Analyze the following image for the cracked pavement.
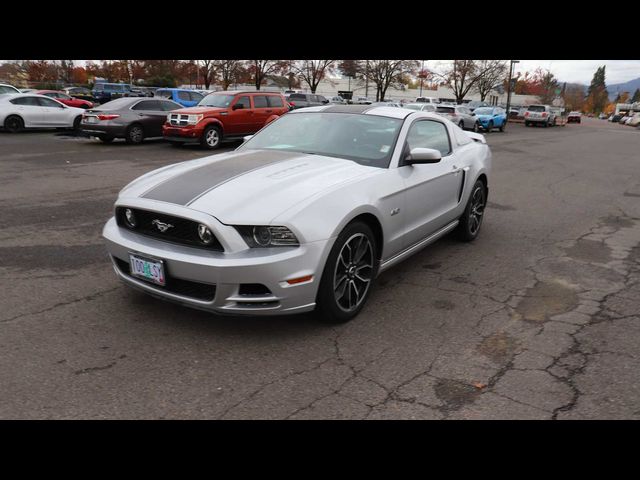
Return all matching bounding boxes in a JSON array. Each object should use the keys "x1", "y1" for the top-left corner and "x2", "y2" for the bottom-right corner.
[{"x1": 0, "y1": 119, "x2": 639, "y2": 419}]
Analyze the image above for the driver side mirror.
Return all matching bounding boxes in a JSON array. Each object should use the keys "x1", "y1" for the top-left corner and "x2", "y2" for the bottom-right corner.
[
  {"x1": 404, "y1": 147, "x2": 442, "y2": 165},
  {"x1": 232, "y1": 103, "x2": 244, "y2": 110}
]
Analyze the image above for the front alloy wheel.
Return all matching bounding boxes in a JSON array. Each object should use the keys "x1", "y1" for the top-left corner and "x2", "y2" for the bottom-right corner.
[
  {"x1": 201, "y1": 125, "x2": 221, "y2": 149},
  {"x1": 456, "y1": 180, "x2": 486, "y2": 242},
  {"x1": 316, "y1": 222, "x2": 378, "y2": 323}
]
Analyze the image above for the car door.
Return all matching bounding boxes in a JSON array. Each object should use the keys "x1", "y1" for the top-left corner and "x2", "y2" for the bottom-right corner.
[
  {"x1": 37, "y1": 96, "x2": 71, "y2": 126},
  {"x1": 399, "y1": 119, "x2": 464, "y2": 247},
  {"x1": 251, "y1": 95, "x2": 273, "y2": 130},
  {"x1": 10, "y1": 96, "x2": 44, "y2": 127},
  {"x1": 266, "y1": 94, "x2": 288, "y2": 118},
  {"x1": 130, "y1": 100, "x2": 169, "y2": 137},
  {"x1": 226, "y1": 95, "x2": 253, "y2": 135}
]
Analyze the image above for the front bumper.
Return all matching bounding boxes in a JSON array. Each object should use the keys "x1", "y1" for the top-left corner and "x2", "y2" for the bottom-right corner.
[
  {"x1": 162, "y1": 124, "x2": 205, "y2": 142},
  {"x1": 103, "y1": 217, "x2": 333, "y2": 316}
]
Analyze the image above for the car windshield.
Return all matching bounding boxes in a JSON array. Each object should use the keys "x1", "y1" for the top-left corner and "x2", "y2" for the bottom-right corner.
[
  {"x1": 198, "y1": 94, "x2": 236, "y2": 107},
  {"x1": 528, "y1": 105, "x2": 546, "y2": 112},
  {"x1": 436, "y1": 106, "x2": 455, "y2": 114},
  {"x1": 240, "y1": 112, "x2": 403, "y2": 168},
  {"x1": 474, "y1": 108, "x2": 494, "y2": 115}
]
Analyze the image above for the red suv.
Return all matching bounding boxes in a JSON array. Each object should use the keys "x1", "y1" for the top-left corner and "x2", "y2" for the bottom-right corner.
[{"x1": 162, "y1": 91, "x2": 289, "y2": 149}]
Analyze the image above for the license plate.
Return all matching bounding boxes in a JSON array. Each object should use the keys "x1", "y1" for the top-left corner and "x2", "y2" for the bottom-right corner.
[
  {"x1": 129, "y1": 254, "x2": 165, "y2": 286},
  {"x1": 85, "y1": 116, "x2": 97, "y2": 123}
]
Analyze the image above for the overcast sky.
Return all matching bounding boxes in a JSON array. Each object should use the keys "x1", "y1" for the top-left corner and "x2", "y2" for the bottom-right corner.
[{"x1": 425, "y1": 60, "x2": 640, "y2": 85}]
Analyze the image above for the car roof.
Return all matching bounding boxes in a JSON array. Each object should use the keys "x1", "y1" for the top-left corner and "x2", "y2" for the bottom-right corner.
[
  {"x1": 208, "y1": 90, "x2": 282, "y2": 96},
  {"x1": 289, "y1": 104, "x2": 448, "y2": 120}
]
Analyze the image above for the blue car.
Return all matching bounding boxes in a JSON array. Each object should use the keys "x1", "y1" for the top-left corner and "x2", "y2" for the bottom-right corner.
[
  {"x1": 473, "y1": 106, "x2": 507, "y2": 132},
  {"x1": 154, "y1": 88, "x2": 206, "y2": 108}
]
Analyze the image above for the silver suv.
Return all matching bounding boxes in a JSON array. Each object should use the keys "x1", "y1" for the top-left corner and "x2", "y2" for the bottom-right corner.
[{"x1": 524, "y1": 104, "x2": 556, "y2": 127}]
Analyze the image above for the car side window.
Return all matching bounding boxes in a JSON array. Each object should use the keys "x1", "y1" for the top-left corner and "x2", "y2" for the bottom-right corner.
[
  {"x1": 405, "y1": 120, "x2": 452, "y2": 157},
  {"x1": 189, "y1": 92, "x2": 204, "y2": 102},
  {"x1": 132, "y1": 100, "x2": 163, "y2": 111},
  {"x1": 267, "y1": 96, "x2": 284, "y2": 108},
  {"x1": 161, "y1": 100, "x2": 182, "y2": 111},
  {"x1": 37, "y1": 97, "x2": 63, "y2": 108},
  {"x1": 235, "y1": 96, "x2": 251, "y2": 109},
  {"x1": 11, "y1": 96, "x2": 40, "y2": 106},
  {"x1": 253, "y1": 96, "x2": 268, "y2": 108},
  {"x1": 178, "y1": 91, "x2": 190, "y2": 101}
]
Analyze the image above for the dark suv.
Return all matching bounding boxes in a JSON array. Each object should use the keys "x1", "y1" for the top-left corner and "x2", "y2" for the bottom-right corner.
[
  {"x1": 92, "y1": 83, "x2": 133, "y2": 104},
  {"x1": 286, "y1": 93, "x2": 329, "y2": 109}
]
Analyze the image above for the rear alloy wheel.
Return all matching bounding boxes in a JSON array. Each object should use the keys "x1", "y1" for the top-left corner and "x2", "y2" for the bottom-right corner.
[
  {"x1": 316, "y1": 222, "x2": 378, "y2": 324},
  {"x1": 126, "y1": 124, "x2": 144, "y2": 144},
  {"x1": 456, "y1": 180, "x2": 486, "y2": 242},
  {"x1": 4, "y1": 115, "x2": 24, "y2": 133},
  {"x1": 473, "y1": 122, "x2": 479, "y2": 133},
  {"x1": 201, "y1": 125, "x2": 221, "y2": 149}
]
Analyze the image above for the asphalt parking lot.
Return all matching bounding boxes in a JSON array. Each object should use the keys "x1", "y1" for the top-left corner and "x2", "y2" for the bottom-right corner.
[{"x1": 1, "y1": 119, "x2": 639, "y2": 419}]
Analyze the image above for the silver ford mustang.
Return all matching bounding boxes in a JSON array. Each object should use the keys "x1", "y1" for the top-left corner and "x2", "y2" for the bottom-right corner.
[{"x1": 103, "y1": 105, "x2": 491, "y2": 323}]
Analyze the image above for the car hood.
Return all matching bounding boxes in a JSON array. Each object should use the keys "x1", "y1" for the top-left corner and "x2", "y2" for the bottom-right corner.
[
  {"x1": 170, "y1": 106, "x2": 226, "y2": 115},
  {"x1": 119, "y1": 149, "x2": 380, "y2": 224}
]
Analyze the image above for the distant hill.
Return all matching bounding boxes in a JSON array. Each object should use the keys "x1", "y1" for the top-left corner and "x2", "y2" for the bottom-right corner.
[{"x1": 607, "y1": 77, "x2": 640, "y2": 100}]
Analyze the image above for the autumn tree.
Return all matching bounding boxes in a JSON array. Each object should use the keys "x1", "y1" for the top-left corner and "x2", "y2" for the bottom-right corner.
[
  {"x1": 213, "y1": 60, "x2": 245, "y2": 90},
  {"x1": 473, "y1": 60, "x2": 508, "y2": 101},
  {"x1": 562, "y1": 84, "x2": 586, "y2": 112},
  {"x1": 288, "y1": 60, "x2": 336, "y2": 93}
]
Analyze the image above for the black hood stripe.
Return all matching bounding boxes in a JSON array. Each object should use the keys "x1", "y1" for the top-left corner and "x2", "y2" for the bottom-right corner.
[{"x1": 142, "y1": 149, "x2": 299, "y2": 206}]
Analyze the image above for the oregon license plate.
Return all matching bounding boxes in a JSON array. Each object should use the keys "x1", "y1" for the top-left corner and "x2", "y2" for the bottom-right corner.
[{"x1": 129, "y1": 254, "x2": 165, "y2": 286}]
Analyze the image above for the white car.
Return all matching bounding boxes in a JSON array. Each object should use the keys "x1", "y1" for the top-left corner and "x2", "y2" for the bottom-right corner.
[
  {"x1": 103, "y1": 105, "x2": 492, "y2": 323},
  {"x1": 0, "y1": 83, "x2": 21, "y2": 94},
  {"x1": 415, "y1": 96, "x2": 440, "y2": 105},
  {"x1": 403, "y1": 103, "x2": 437, "y2": 112},
  {"x1": 0, "y1": 93, "x2": 85, "y2": 132}
]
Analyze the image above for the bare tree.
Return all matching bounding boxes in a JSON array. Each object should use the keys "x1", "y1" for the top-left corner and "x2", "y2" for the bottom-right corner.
[
  {"x1": 362, "y1": 60, "x2": 418, "y2": 101},
  {"x1": 199, "y1": 60, "x2": 215, "y2": 89},
  {"x1": 473, "y1": 60, "x2": 508, "y2": 101},
  {"x1": 248, "y1": 60, "x2": 285, "y2": 90},
  {"x1": 436, "y1": 60, "x2": 498, "y2": 104},
  {"x1": 288, "y1": 60, "x2": 336, "y2": 93}
]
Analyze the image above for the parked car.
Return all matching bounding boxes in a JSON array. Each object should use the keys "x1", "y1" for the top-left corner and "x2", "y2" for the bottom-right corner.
[
  {"x1": 63, "y1": 86, "x2": 95, "y2": 103},
  {"x1": 466, "y1": 100, "x2": 491, "y2": 112},
  {"x1": 154, "y1": 88, "x2": 206, "y2": 108},
  {"x1": 524, "y1": 104, "x2": 557, "y2": 127},
  {"x1": 403, "y1": 103, "x2": 437, "y2": 112},
  {"x1": 627, "y1": 113, "x2": 640, "y2": 126},
  {"x1": 35, "y1": 90, "x2": 94, "y2": 109},
  {"x1": 473, "y1": 107, "x2": 507, "y2": 132},
  {"x1": 619, "y1": 115, "x2": 631, "y2": 124},
  {"x1": 354, "y1": 96, "x2": 373, "y2": 105},
  {"x1": 103, "y1": 105, "x2": 491, "y2": 323},
  {"x1": 93, "y1": 83, "x2": 133, "y2": 104},
  {"x1": 415, "y1": 96, "x2": 440, "y2": 105},
  {"x1": 372, "y1": 101, "x2": 401, "y2": 108},
  {"x1": 0, "y1": 93, "x2": 84, "y2": 132},
  {"x1": 567, "y1": 111, "x2": 582, "y2": 123},
  {"x1": 80, "y1": 97, "x2": 182, "y2": 144},
  {"x1": 435, "y1": 105, "x2": 479, "y2": 131},
  {"x1": 163, "y1": 90, "x2": 289, "y2": 149},
  {"x1": 598, "y1": 112, "x2": 608, "y2": 120},
  {"x1": 287, "y1": 93, "x2": 329, "y2": 109},
  {"x1": 0, "y1": 84, "x2": 21, "y2": 94},
  {"x1": 19, "y1": 88, "x2": 37, "y2": 94},
  {"x1": 327, "y1": 96, "x2": 347, "y2": 104}
]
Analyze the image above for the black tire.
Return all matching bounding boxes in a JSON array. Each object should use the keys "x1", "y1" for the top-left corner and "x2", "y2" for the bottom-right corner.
[
  {"x1": 125, "y1": 123, "x2": 144, "y2": 144},
  {"x1": 315, "y1": 221, "x2": 378, "y2": 324},
  {"x1": 543, "y1": 120, "x2": 548, "y2": 128},
  {"x1": 73, "y1": 116, "x2": 82, "y2": 131},
  {"x1": 458, "y1": 121, "x2": 465, "y2": 130},
  {"x1": 525, "y1": 121, "x2": 530, "y2": 127},
  {"x1": 473, "y1": 122, "x2": 479, "y2": 133},
  {"x1": 486, "y1": 121, "x2": 493, "y2": 133},
  {"x1": 200, "y1": 125, "x2": 222, "y2": 149},
  {"x1": 98, "y1": 136, "x2": 114, "y2": 143},
  {"x1": 499, "y1": 121, "x2": 505, "y2": 132},
  {"x1": 455, "y1": 180, "x2": 487, "y2": 242},
  {"x1": 4, "y1": 115, "x2": 24, "y2": 133}
]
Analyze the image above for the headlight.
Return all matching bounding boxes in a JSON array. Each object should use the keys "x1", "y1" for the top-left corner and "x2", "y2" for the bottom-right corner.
[
  {"x1": 187, "y1": 114, "x2": 203, "y2": 125},
  {"x1": 234, "y1": 226, "x2": 299, "y2": 247}
]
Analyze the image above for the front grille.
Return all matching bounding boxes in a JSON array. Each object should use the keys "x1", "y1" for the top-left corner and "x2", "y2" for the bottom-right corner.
[
  {"x1": 116, "y1": 207, "x2": 224, "y2": 251},
  {"x1": 169, "y1": 114, "x2": 189, "y2": 126},
  {"x1": 114, "y1": 257, "x2": 216, "y2": 302}
]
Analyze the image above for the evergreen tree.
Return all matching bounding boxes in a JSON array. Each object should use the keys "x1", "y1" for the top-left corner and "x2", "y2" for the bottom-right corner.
[
  {"x1": 585, "y1": 66, "x2": 608, "y2": 114},
  {"x1": 632, "y1": 88, "x2": 640, "y2": 103}
]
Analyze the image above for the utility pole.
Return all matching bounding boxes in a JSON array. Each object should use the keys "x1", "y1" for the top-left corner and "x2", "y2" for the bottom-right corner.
[
  {"x1": 419, "y1": 59, "x2": 424, "y2": 97},
  {"x1": 365, "y1": 60, "x2": 369, "y2": 98},
  {"x1": 505, "y1": 60, "x2": 519, "y2": 123}
]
